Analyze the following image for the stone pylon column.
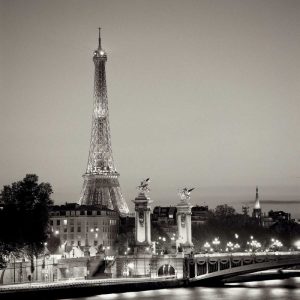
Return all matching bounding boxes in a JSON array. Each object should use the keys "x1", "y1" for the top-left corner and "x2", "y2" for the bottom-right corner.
[
  {"x1": 176, "y1": 188, "x2": 195, "y2": 254},
  {"x1": 132, "y1": 190, "x2": 153, "y2": 254},
  {"x1": 176, "y1": 202, "x2": 193, "y2": 253}
]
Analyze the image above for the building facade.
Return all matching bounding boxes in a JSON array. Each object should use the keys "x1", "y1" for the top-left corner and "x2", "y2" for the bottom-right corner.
[{"x1": 49, "y1": 203, "x2": 119, "y2": 252}]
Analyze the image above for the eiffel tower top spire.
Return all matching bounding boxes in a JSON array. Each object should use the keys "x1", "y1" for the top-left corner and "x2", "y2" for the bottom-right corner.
[
  {"x1": 93, "y1": 27, "x2": 106, "y2": 60},
  {"x1": 98, "y1": 27, "x2": 102, "y2": 50}
]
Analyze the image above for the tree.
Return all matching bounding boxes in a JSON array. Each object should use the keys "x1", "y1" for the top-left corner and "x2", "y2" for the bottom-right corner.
[
  {"x1": 47, "y1": 234, "x2": 61, "y2": 254},
  {"x1": 214, "y1": 204, "x2": 236, "y2": 218},
  {"x1": 0, "y1": 174, "x2": 53, "y2": 268}
]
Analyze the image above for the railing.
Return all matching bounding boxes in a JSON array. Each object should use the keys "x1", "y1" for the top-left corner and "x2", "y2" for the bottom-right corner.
[{"x1": 194, "y1": 251, "x2": 300, "y2": 257}]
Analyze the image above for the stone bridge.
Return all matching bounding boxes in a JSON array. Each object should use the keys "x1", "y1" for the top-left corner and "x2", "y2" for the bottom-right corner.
[{"x1": 187, "y1": 251, "x2": 300, "y2": 284}]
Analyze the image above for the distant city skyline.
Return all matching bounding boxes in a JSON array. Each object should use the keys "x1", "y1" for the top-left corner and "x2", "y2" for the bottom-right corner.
[{"x1": 1, "y1": 0, "x2": 299, "y2": 216}]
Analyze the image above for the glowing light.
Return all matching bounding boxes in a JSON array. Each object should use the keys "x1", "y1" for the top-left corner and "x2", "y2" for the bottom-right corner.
[
  {"x1": 204, "y1": 242, "x2": 210, "y2": 249},
  {"x1": 128, "y1": 262, "x2": 134, "y2": 269},
  {"x1": 295, "y1": 240, "x2": 300, "y2": 250},
  {"x1": 55, "y1": 230, "x2": 59, "y2": 235}
]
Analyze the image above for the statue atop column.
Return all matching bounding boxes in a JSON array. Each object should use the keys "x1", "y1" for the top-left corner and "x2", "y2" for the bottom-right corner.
[
  {"x1": 178, "y1": 187, "x2": 195, "y2": 204},
  {"x1": 137, "y1": 178, "x2": 150, "y2": 194}
]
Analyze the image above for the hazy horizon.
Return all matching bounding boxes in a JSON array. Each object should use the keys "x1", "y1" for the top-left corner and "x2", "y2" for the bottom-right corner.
[{"x1": 1, "y1": 0, "x2": 300, "y2": 216}]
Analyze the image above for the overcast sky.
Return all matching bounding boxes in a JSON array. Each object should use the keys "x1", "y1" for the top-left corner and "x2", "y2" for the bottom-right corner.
[{"x1": 1, "y1": 0, "x2": 300, "y2": 216}]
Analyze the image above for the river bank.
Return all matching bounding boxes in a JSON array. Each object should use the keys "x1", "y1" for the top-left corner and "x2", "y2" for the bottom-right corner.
[
  {"x1": 0, "y1": 270, "x2": 300, "y2": 300},
  {"x1": 0, "y1": 277, "x2": 186, "y2": 300}
]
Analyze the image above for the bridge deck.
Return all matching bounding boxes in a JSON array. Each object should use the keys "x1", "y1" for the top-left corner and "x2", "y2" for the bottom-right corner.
[{"x1": 188, "y1": 251, "x2": 300, "y2": 283}]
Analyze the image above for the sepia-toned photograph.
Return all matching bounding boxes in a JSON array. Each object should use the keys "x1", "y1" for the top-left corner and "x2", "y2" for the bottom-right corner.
[{"x1": 0, "y1": 0, "x2": 300, "y2": 299}]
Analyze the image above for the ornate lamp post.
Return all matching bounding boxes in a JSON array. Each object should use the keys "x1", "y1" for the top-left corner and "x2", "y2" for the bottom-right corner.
[{"x1": 212, "y1": 238, "x2": 220, "y2": 252}]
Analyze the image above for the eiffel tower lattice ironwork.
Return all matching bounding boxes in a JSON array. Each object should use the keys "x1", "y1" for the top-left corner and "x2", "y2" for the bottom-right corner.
[{"x1": 79, "y1": 29, "x2": 129, "y2": 215}]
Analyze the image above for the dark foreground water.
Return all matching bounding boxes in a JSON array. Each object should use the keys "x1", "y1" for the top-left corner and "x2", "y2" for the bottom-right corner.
[{"x1": 65, "y1": 278, "x2": 300, "y2": 300}]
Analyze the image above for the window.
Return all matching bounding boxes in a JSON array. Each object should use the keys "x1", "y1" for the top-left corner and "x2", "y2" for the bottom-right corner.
[
  {"x1": 50, "y1": 220, "x2": 53, "y2": 225},
  {"x1": 63, "y1": 219, "x2": 67, "y2": 225},
  {"x1": 109, "y1": 219, "x2": 117, "y2": 225},
  {"x1": 64, "y1": 227, "x2": 67, "y2": 233},
  {"x1": 78, "y1": 241, "x2": 81, "y2": 246},
  {"x1": 94, "y1": 240, "x2": 98, "y2": 246},
  {"x1": 56, "y1": 220, "x2": 60, "y2": 226},
  {"x1": 80, "y1": 211, "x2": 85, "y2": 215},
  {"x1": 70, "y1": 227, "x2": 74, "y2": 233},
  {"x1": 77, "y1": 227, "x2": 81, "y2": 233},
  {"x1": 70, "y1": 219, "x2": 74, "y2": 225}
]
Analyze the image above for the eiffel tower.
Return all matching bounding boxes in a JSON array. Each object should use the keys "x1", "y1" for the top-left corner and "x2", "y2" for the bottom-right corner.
[{"x1": 79, "y1": 29, "x2": 129, "y2": 215}]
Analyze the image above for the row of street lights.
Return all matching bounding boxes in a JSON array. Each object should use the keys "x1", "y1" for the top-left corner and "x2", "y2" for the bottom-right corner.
[{"x1": 202, "y1": 234, "x2": 285, "y2": 253}]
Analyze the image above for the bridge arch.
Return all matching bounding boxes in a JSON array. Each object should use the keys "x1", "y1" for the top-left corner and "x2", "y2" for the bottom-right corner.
[
  {"x1": 157, "y1": 264, "x2": 176, "y2": 277},
  {"x1": 189, "y1": 253, "x2": 300, "y2": 284}
]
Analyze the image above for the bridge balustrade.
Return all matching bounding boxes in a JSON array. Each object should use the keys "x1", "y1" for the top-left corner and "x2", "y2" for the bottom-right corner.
[
  {"x1": 208, "y1": 260, "x2": 218, "y2": 273},
  {"x1": 196, "y1": 261, "x2": 206, "y2": 276},
  {"x1": 220, "y1": 259, "x2": 230, "y2": 270},
  {"x1": 231, "y1": 259, "x2": 242, "y2": 268}
]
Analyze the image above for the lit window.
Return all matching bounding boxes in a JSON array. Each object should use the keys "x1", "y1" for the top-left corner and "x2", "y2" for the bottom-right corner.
[{"x1": 63, "y1": 219, "x2": 67, "y2": 225}]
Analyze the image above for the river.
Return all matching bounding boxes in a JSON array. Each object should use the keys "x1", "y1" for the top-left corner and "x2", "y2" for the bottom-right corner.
[{"x1": 64, "y1": 278, "x2": 300, "y2": 300}]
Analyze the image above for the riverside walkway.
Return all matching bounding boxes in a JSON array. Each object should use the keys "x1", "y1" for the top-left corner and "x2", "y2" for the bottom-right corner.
[{"x1": 0, "y1": 276, "x2": 184, "y2": 299}]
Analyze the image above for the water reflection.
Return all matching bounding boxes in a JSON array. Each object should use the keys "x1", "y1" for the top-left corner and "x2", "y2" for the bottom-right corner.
[{"x1": 66, "y1": 278, "x2": 300, "y2": 300}]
